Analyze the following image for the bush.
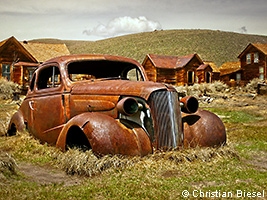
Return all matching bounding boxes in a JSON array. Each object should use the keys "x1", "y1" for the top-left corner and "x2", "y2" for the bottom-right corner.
[
  {"x1": 0, "y1": 78, "x2": 20, "y2": 100},
  {"x1": 245, "y1": 78, "x2": 264, "y2": 92},
  {"x1": 175, "y1": 81, "x2": 229, "y2": 97}
]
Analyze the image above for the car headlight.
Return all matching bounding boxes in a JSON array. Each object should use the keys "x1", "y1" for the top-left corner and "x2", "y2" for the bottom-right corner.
[{"x1": 117, "y1": 97, "x2": 142, "y2": 116}]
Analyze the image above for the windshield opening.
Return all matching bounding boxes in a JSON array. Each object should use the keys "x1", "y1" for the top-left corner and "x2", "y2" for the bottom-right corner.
[{"x1": 67, "y1": 60, "x2": 144, "y2": 81}]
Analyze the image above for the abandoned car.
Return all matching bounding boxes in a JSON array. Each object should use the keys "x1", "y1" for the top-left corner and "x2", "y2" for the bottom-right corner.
[{"x1": 7, "y1": 54, "x2": 226, "y2": 156}]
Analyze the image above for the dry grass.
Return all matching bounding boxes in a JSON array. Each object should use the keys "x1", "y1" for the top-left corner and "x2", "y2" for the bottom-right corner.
[
  {"x1": 0, "y1": 78, "x2": 20, "y2": 100},
  {"x1": 0, "y1": 151, "x2": 17, "y2": 176},
  {"x1": 33, "y1": 29, "x2": 267, "y2": 66},
  {"x1": 57, "y1": 145, "x2": 239, "y2": 177}
]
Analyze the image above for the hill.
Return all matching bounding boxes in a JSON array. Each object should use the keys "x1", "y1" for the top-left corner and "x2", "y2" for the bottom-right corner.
[{"x1": 31, "y1": 29, "x2": 267, "y2": 66}]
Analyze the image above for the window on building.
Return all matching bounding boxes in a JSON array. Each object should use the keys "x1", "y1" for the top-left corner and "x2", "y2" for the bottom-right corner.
[
  {"x1": 254, "y1": 52, "x2": 259, "y2": 63},
  {"x1": 2, "y1": 64, "x2": 11, "y2": 80},
  {"x1": 205, "y1": 72, "x2": 211, "y2": 83},
  {"x1": 236, "y1": 73, "x2": 241, "y2": 82},
  {"x1": 187, "y1": 71, "x2": 194, "y2": 85},
  {"x1": 259, "y1": 66, "x2": 264, "y2": 80},
  {"x1": 246, "y1": 53, "x2": 251, "y2": 64}
]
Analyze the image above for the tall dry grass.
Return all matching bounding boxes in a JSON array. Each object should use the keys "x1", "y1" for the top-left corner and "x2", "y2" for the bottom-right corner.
[
  {"x1": 57, "y1": 145, "x2": 239, "y2": 177},
  {"x1": 0, "y1": 78, "x2": 20, "y2": 100}
]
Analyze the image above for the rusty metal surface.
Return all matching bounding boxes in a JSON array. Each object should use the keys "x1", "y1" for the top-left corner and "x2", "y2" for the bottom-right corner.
[
  {"x1": 182, "y1": 109, "x2": 227, "y2": 148},
  {"x1": 180, "y1": 96, "x2": 199, "y2": 113},
  {"x1": 7, "y1": 54, "x2": 227, "y2": 157}
]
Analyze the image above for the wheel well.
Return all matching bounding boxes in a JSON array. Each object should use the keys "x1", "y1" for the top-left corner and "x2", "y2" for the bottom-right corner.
[
  {"x1": 66, "y1": 126, "x2": 92, "y2": 151},
  {"x1": 7, "y1": 123, "x2": 17, "y2": 136}
]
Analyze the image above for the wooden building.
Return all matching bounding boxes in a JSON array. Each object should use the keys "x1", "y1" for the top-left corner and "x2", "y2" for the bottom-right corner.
[
  {"x1": 237, "y1": 43, "x2": 267, "y2": 84},
  {"x1": 0, "y1": 36, "x2": 70, "y2": 90},
  {"x1": 219, "y1": 61, "x2": 242, "y2": 86},
  {"x1": 220, "y1": 43, "x2": 267, "y2": 86},
  {"x1": 142, "y1": 53, "x2": 217, "y2": 86}
]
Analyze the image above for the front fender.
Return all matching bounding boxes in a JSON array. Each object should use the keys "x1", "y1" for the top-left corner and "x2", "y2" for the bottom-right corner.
[
  {"x1": 7, "y1": 111, "x2": 25, "y2": 135},
  {"x1": 56, "y1": 112, "x2": 152, "y2": 156},
  {"x1": 182, "y1": 109, "x2": 226, "y2": 147}
]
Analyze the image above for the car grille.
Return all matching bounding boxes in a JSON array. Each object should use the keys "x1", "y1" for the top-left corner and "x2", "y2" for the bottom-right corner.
[{"x1": 148, "y1": 90, "x2": 183, "y2": 149}]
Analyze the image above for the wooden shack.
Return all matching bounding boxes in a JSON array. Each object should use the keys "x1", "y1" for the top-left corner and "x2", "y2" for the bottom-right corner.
[
  {"x1": 142, "y1": 53, "x2": 216, "y2": 85},
  {"x1": 219, "y1": 61, "x2": 243, "y2": 86},
  {"x1": 237, "y1": 43, "x2": 267, "y2": 84},
  {"x1": 0, "y1": 36, "x2": 70, "y2": 91}
]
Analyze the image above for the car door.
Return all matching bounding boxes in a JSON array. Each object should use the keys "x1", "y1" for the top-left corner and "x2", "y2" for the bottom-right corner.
[{"x1": 29, "y1": 64, "x2": 66, "y2": 145}]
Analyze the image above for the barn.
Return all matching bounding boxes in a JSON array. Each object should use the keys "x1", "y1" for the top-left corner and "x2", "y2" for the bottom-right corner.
[
  {"x1": 142, "y1": 53, "x2": 217, "y2": 85},
  {"x1": 0, "y1": 36, "x2": 70, "y2": 91}
]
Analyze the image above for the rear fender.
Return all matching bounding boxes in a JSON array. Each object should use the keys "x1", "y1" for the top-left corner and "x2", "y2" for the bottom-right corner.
[
  {"x1": 56, "y1": 112, "x2": 152, "y2": 156},
  {"x1": 7, "y1": 111, "x2": 26, "y2": 136}
]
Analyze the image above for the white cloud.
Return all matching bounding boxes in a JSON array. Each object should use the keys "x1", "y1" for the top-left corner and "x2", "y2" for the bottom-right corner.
[{"x1": 83, "y1": 16, "x2": 162, "y2": 37}]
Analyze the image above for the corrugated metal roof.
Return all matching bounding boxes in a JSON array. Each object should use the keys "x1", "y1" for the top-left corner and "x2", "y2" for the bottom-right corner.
[
  {"x1": 146, "y1": 53, "x2": 198, "y2": 69},
  {"x1": 197, "y1": 64, "x2": 209, "y2": 70}
]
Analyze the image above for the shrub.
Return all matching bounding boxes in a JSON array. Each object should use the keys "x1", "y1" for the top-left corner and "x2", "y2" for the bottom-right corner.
[
  {"x1": 0, "y1": 78, "x2": 20, "y2": 100},
  {"x1": 175, "y1": 81, "x2": 229, "y2": 97},
  {"x1": 245, "y1": 78, "x2": 264, "y2": 92}
]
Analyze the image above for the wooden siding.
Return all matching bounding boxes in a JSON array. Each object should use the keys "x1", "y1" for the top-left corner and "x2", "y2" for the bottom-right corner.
[
  {"x1": 0, "y1": 36, "x2": 70, "y2": 90},
  {"x1": 142, "y1": 59, "x2": 157, "y2": 82},
  {"x1": 238, "y1": 43, "x2": 267, "y2": 84},
  {"x1": 157, "y1": 68, "x2": 176, "y2": 84},
  {"x1": 142, "y1": 54, "x2": 211, "y2": 86}
]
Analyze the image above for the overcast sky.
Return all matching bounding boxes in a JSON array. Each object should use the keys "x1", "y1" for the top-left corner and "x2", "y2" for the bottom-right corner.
[{"x1": 1, "y1": 0, "x2": 267, "y2": 41}]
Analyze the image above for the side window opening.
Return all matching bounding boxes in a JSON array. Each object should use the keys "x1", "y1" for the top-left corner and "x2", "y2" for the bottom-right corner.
[
  {"x1": 125, "y1": 68, "x2": 143, "y2": 81},
  {"x1": 30, "y1": 73, "x2": 36, "y2": 91},
  {"x1": 37, "y1": 66, "x2": 61, "y2": 90}
]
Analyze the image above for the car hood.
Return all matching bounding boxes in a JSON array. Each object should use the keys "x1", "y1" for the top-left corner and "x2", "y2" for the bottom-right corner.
[{"x1": 70, "y1": 80, "x2": 172, "y2": 100}]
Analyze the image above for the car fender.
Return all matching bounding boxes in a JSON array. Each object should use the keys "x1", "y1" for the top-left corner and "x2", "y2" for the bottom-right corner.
[
  {"x1": 56, "y1": 112, "x2": 152, "y2": 156},
  {"x1": 182, "y1": 109, "x2": 226, "y2": 147},
  {"x1": 7, "y1": 111, "x2": 26, "y2": 135}
]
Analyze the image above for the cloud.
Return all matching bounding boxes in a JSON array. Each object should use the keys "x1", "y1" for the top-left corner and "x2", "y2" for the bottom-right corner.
[{"x1": 83, "y1": 16, "x2": 162, "y2": 37}]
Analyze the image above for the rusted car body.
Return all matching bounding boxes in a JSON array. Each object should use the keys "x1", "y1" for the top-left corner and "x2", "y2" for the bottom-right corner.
[{"x1": 7, "y1": 54, "x2": 226, "y2": 156}]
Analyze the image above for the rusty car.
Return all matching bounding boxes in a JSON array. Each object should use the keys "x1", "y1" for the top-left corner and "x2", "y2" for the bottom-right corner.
[{"x1": 7, "y1": 54, "x2": 226, "y2": 156}]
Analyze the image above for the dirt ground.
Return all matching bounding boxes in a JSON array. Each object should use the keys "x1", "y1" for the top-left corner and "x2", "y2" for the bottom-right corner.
[{"x1": 17, "y1": 162, "x2": 85, "y2": 185}]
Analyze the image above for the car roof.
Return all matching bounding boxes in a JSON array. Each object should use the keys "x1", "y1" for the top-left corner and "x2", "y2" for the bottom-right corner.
[{"x1": 43, "y1": 54, "x2": 142, "y2": 67}]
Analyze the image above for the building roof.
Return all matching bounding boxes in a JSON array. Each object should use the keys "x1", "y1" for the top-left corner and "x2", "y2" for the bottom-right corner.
[
  {"x1": 143, "y1": 53, "x2": 202, "y2": 69},
  {"x1": 238, "y1": 43, "x2": 267, "y2": 58},
  {"x1": 21, "y1": 41, "x2": 70, "y2": 62},
  {"x1": 0, "y1": 36, "x2": 70, "y2": 63},
  {"x1": 204, "y1": 61, "x2": 220, "y2": 73},
  {"x1": 197, "y1": 64, "x2": 210, "y2": 71},
  {"x1": 252, "y1": 43, "x2": 267, "y2": 55},
  {"x1": 219, "y1": 61, "x2": 241, "y2": 76}
]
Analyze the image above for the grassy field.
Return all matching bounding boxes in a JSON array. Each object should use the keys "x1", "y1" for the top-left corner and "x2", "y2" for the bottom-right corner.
[
  {"x1": 32, "y1": 29, "x2": 267, "y2": 66},
  {"x1": 0, "y1": 86, "x2": 267, "y2": 199}
]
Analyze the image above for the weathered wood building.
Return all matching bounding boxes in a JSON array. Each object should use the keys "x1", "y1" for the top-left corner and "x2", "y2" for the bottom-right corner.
[
  {"x1": 219, "y1": 43, "x2": 267, "y2": 86},
  {"x1": 219, "y1": 61, "x2": 242, "y2": 86},
  {"x1": 0, "y1": 36, "x2": 70, "y2": 90},
  {"x1": 142, "y1": 54, "x2": 218, "y2": 86},
  {"x1": 237, "y1": 43, "x2": 267, "y2": 83}
]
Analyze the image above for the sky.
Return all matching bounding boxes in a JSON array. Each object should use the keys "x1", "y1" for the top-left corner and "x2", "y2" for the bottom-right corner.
[{"x1": 1, "y1": 0, "x2": 267, "y2": 41}]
